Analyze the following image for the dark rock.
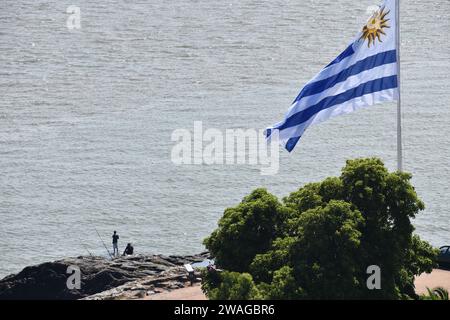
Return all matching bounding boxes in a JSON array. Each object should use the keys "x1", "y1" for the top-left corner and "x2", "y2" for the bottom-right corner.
[{"x1": 0, "y1": 252, "x2": 209, "y2": 300}]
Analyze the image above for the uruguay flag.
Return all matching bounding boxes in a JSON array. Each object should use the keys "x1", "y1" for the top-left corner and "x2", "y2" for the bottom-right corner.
[{"x1": 266, "y1": 0, "x2": 399, "y2": 152}]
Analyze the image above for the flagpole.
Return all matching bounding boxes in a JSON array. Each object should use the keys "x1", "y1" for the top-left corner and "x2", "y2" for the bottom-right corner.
[{"x1": 396, "y1": 0, "x2": 403, "y2": 172}]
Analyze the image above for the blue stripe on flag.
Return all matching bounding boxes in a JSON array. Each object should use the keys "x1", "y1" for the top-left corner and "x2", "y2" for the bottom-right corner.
[
  {"x1": 325, "y1": 44, "x2": 355, "y2": 68},
  {"x1": 293, "y1": 50, "x2": 397, "y2": 103},
  {"x1": 286, "y1": 137, "x2": 301, "y2": 152},
  {"x1": 279, "y1": 75, "x2": 398, "y2": 131}
]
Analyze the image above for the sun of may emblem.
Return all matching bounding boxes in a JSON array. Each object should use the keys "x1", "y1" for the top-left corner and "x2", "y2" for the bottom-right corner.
[{"x1": 360, "y1": 6, "x2": 390, "y2": 47}]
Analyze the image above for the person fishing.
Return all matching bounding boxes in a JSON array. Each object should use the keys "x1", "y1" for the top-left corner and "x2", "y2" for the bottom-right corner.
[
  {"x1": 112, "y1": 231, "x2": 119, "y2": 257},
  {"x1": 123, "y1": 243, "x2": 134, "y2": 256}
]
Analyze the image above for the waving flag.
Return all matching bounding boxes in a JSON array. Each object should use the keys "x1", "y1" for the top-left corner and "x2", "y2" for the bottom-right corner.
[{"x1": 266, "y1": 0, "x2": 399, "y2": 152}]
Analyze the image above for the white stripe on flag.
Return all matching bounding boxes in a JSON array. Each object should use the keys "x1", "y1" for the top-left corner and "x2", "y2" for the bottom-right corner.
[
  {"x1": 277, "y1": 88, "x2": 398, "y2": 144},
  {"x1": 285, "y1": 62, "x2": 397, "y2": 119}
]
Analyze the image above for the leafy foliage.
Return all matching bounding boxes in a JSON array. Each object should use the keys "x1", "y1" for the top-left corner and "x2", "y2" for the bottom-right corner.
[
  {"x1": 420, "y1": 287, "x2": 449, "y2": 300},
  {"x1": 203, "y1": 158, "x2": 439, "y2": 300},
  {"x1": 201, "y1": 270, "x2": 260, "y2": 300},
  {"x1": 203, "y1": 188, "x2": 288, "y2": 272}
]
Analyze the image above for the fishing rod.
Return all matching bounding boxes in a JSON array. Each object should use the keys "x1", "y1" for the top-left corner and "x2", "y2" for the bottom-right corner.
[
  {"x1": 95, "y1": 227, "x2": 113, "y2": 259},
  {"x1": 77, "y1": 235, "x2": 93, "y2": 257},
  {"x1": 80, "y1": 241, "x2": 93, "y2": 257}
]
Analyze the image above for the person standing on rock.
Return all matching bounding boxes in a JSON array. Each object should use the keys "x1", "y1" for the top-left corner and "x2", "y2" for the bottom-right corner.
[{"x1": 112, "y1": 231, "x2": 119, "y2": 257}]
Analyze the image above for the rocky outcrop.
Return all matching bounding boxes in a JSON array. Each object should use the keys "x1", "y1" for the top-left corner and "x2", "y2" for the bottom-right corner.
[
  {"x1": 82, "y1": 266, "x2": 201, "y2": 300},
  {"x1": 0, "y1": 253, "x2": 209, "y2": 300}
]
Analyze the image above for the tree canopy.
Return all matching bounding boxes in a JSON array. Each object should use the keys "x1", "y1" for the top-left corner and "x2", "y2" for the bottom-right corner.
[{"x1": 203, "y1": 158, "x2": 439, "y2": 300}]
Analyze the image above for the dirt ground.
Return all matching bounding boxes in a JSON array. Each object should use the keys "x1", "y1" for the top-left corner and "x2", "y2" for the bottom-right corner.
[
  {"x1": 414, "y1": 268, "x2": 450, "y2": 295},
  {"x1": 144, "y1": 284, "x2": 206, "y2": 300}
]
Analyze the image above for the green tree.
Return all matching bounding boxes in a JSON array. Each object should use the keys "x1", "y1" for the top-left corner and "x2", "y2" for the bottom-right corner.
[
  {"x1": 202, "y1": 158, "x2": 439, "y2": 300},
  {"x1": 203, "y1": 188, "x2": 288, "y2": 272},
  {"x1": 202, "y1": 271, "x2": 260, "y2": 300}
]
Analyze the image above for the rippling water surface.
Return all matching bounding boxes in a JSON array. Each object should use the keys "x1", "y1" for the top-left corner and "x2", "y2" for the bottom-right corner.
[{"x1": 1, "y1": 0, "x2": 449, "y2": 277}]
